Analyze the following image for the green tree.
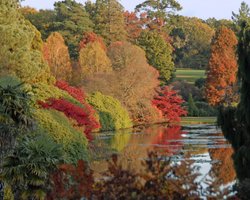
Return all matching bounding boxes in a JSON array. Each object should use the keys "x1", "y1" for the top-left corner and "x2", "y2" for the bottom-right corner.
[
  {"x1": 137, "y1": 30, "x2": 174, "y2": 82},
  {"x1": 217, "y1": 21, "x2": 250, "y2": 195},
  {"x1": 53, "y1": 0, "x2": 94, "y2": 59},
  {"x1": 169, "y1": 17, "x2": 215, "y2": 69},
  {"x1": 187, "y1": 94, "x2": 199, "y2": 117},
  {"x1": 0, "y1": 0, "x2": 50, "y2": 83},
  {"x1": 205, "y1": 18, "x2": 236, "y2": 31},
  {"x1": 79, "y1": 41, "x2": 112, "y2": 78},
  {"x1": 135, "y1": 0, "x2": 182, "y2": 30},
  {"x1": 232, "y1": 1, "x2": 250, "y2": 30},
  {"x1": 21, "y1": 9, "x2": 56, "y2": 40},
  {"x1": 93, "y1": 0, "x2": 127, "y2": 44}
]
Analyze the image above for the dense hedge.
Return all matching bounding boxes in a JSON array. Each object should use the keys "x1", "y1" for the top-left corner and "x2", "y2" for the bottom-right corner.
[
  {"x1": 34, "y1": 109, "x2": 88, "y2": 163},
  {"x1": 87, "y1": 92, "x2": 132, "y2": 131}
]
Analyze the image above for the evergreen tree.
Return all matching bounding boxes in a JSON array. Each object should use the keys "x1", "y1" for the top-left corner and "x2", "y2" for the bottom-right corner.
[
  {"x1": 218, "y1": 20, "x2": 250, "y2": 185},
  {"x1": 93, "y1": 0, "x2": 127, "y2": 45},
  {"x1": 232, "y1": 1, "x2": 250, "y2": 30},
  {"x1": 53, "y1": 0, "x2": 94, "y2": 59},
  {"x1": 187, "y1": 94, "x2": 199, "y2": 117},
  {"x1": 137, "y1": 30, "x2": 174, "y2": 82},
  {"x1": 0, "y1": 0, "x2": 50, "y2": 83},
  {"x1": 21, "y1": 9, "x2": 56, "y2": 40}
]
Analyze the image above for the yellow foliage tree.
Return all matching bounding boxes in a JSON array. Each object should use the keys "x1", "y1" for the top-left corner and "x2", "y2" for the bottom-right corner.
[
  {"x1": 79, "y1": 41, "x2": 112, "y2": 77},
  {"x1": 43, "y1": 32, "x2": 72, "y2": 81}
]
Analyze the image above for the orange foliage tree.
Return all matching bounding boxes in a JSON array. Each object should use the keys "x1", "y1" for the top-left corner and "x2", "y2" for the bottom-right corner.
[
  {"x1": 205, "y1": 26, "x2": 238, "y2": 106},
  {"x1": 43, "y1": 32, "x2": 72, "y2": 81},
  {"x1": 124, "y1": 11, "x2": 148, "y2": 42},
  {"x1": 83, "y1": 42, "x2": 160, "y2": 124}
]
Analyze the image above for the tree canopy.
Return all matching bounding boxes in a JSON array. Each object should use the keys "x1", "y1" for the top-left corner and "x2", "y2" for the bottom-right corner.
[{"x1": 138, "y1": 30, "x2": 174, "y2": 82}]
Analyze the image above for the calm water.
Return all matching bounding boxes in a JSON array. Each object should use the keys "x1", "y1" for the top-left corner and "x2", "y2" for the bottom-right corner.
[{"x1": 90, "y1": 123, "x2": 236, "y2": 199}]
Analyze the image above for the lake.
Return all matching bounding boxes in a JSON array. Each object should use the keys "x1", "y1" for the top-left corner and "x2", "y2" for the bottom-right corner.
[{"x1": 89, "y1": 123, "x2": 237, "y2": 199}]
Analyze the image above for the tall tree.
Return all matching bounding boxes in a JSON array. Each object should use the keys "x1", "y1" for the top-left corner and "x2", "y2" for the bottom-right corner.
[
  {"x1": 43, "y1": 32, "x2": 72, "y2": 81},
  {"x1": 21, "y1": 9, "x2": 56, "y2": 40},
  {"x1": 205, "y1": 26, "x2": 238, "y2": 106},
  {"x1": 93, "y1": 0, "x2": 127, "y2": 44},
  {"x1": 232, "y1": 1, "x2": 250, "y2": 29},
  {"x1": 137, "y1": 30, "x2": 174, "y2": 82},
  {"x1": 53, "y1": 0, "x2": 93, "y2": 59},
  {"x1": 0, "y1": 0, "x2": 50, "y2": 83},
  {"x1": 135, "y1": 0, "x2": 182, "y2": 30},
  {"x1": 79, "y1": 42, "x2": 112, "y2": 77},
  {"x1": 124, "y1": 11, "x2": 148, "y2": 43}
]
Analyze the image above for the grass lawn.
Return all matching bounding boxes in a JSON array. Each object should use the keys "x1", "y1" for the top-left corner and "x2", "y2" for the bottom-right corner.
[
  {"x1": 174, "y1": 69, "x2": 206, "y2": 84},
  {"x1": 181, "y1": 117, "x2": 217, "y2": 124}
]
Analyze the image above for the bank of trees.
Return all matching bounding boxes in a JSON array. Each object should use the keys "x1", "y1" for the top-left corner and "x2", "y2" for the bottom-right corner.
[{"x1": 3, "y1": 0, "x2": 247, "y2": 198}]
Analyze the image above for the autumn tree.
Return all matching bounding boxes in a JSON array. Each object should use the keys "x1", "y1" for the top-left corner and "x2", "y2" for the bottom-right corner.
[
  {"x1": 79, "y1": 32, "x2": 106, "y2": 51},
  {"x1": 138, "y1": 30, "x2": 174, "y2": 82},
  {"x1": 0, "y1": 0, "x2": 50, "y2": 83},
  {"x1": 53, "y1": 0, "x2": 93, "y2": 59},
  {"x1": 79, "y1": 42, "x2": 112, "y2": 78},
  {"x1": 92, "y1": 0, "x2": 127, "y2": 44},
  {"x1": 152, "y1": 86, "x2": 187, "y2": 122},
  {"x1": 124, "y1": 11, "x2": 148, "y2": 43},
  {"x1": 43, "y1": 32, "x2": 72, "y2": 81},
  {"x1": 205, "y1": 26, "x2": 238, "y2": 106},
  {"x1": 83, "y1": 42, "x2": 160, "y2": 123},
  {"x1": 135, "y1": 0, "x2": 182, "y2": 30}
]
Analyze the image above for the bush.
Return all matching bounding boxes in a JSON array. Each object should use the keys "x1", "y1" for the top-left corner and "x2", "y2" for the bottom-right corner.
[
  {"x1": 87, "y1": 92, "x2": 132, "y2": 131},
  {"x1": 34, "y1": 109, "x2": 89, "y2": 163}
]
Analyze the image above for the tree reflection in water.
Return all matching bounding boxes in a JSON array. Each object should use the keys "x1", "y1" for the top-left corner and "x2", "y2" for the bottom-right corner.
[{"x1": 48, "y1": 125, "x2": 239, "y2": 199}]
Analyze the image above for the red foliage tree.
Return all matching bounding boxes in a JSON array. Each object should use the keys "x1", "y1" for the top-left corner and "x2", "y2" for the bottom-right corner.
[
  {"x1": 205, "y1": 26, "x2": 238, "y2": 106},
  {"x1": 47, "y1": 160, "x2": 94, "y2": 200},
  {"x1": 79, "y1": 32, "x2": 106, "y2": 51},
  {"x1": 152, "y1": 86, "x2": 187, "y2": 122}
]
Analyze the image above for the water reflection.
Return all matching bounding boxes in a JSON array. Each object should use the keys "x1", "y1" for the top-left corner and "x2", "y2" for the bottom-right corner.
[{"x1": 90, "y1": 124, "x2": 237, "y2": 199}]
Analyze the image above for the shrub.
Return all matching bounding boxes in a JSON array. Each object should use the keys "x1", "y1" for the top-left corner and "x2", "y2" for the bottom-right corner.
[
  {"x1": 87, "y1": 92, "x2": 132, "y2": 131},
  {"x1": 39, "y1": 98, "x2": 100, "y2": 138},
  {"x1": 34, "y1": 109, "x2": 89, "y2": 163},
  {"x1": 152, "y1": 86, "x2": 187, "y2": 122}
]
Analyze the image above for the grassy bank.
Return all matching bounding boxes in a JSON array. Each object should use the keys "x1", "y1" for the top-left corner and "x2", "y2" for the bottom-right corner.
[
  {"x1": 181, "y1": 117, "x2": 217, "y2": 124},
  {"x1": 174, "y1": 69, "x2": 206, "y2": 84}
]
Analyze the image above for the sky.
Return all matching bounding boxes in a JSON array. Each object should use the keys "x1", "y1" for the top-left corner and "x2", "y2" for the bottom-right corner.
[{"x1": 21, "y1": 0, "x2": 250, "y2": 20}]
